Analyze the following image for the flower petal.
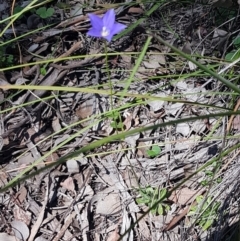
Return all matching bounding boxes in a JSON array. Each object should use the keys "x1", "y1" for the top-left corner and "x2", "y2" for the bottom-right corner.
[
  {"x1": 88, "y1": 13, "x2": 103, "y2": 30},
  {"x1": 103, "y1": 32, "x2": 115, "y2": 42},
  {"x1": 103, "y1": 9, "x2": 115, "y2": 30},
  {"x1": 110, "y1": 22, "x2": 126, "y2": 36},
  {"x1": 87, "y1": 28, "x2": 102, "y2": 38}
]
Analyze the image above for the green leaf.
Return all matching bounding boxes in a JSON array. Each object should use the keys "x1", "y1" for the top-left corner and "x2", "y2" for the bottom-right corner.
[
  {"x1": 111, "y1": 111, "x2": 119, "y2": 120},
  {"x1": 41, "y1": 67, "x2": 47, "y2": 76},
  {"x1": 142, "y1": 195, "x2": 151, "y2": 203},
  {"x1": 139, "y1": 189, "x2": 146, "y2": 195},
  {"x1": 152, "y1": 145, "x2": 161, "y2": 154},
  {"x1": 205, "y1": 170, "x2": 213, "y2": 176},
  {"x1": 146, "y1": 186, "x2": 154, "y2": 194},
  {"x1": 216, "y1": 177, "x2": 222, "y2": 183},
  {"x1": 116, "y1": 123, "x2": 124, "y2": 129},
  {"x1": 106, "y1": 110, "x2": 120, "y2": 120},
  {"x1": 147, "y1": 145, "x2": 161, "y2": 158},
  {"x1": 188, "y1": 210, "x2": 196, "y2": 216},
  {"x1": 202, "y1": 202, "x2": 209, "y2": 210},
  {"x1": 137, "y1": 196, "x2": 151, "y2": 204},
  {"x1": 36, "y1": 7, "x2": 46, "y2": 16},
  {"x1": 138, "y1": 192, "x2": 149, "y2": 200},
  {"x1": 225, "y1": 50, "x2": 240, "y2": 62},
  {"x1": 136, "y1": 198, "x2": 145, "y2": 204},
  {"x1": 13, "y1": 6, "x2": 24, "y2": 15},
  {"x1": 6, "y1": 55, "x2": 13, "y2": 64},
  {"x1": 137, "y1": 186, "x2": 169, "y2": 216},
  {"x1": 138, "y1": 190, "x2": 152, "y2": 203},
  {"x1": 225, "y1": 52, "x2": 235, "y2": 61},
  {"x1": 153, "y1": 187, "x2": 158, "y2": 199},
  {"x1": 164, "y1": 204, "x2": 170, "y2": 211},
  {"x1": 201, "y1": 211, "x2": 210, "y2": 218},
  {"x1": 189, "y1": 194, "x2": 219, "y2": 231},
  {"x1": 213, "y1": 202, "x2": 220, "y2": 211},
  {"x1": 207, "y1": 196, "x2": 212, "y2": 204},
  {"x1": 157, "y1": 204, "x2": 164, "y2": 215},
  {"x1": 196, "y1": 195, "x2": 203, "y2": 204},
  {"x1": 201, "y1": 180, "x2": 209, "y2": 186},
  {"x1": 46, "y1": 8, "x2": 54, "y2": 17},
  {"x1": 150, "y1": 206, "x2": 157, "y2": 215},
  {"x1": 36, "y1": 7, "x2": 54, "y2": 19},
  {"x1": 110, "y1": 121, "x2": 123, "y2": 129},
  {"x1": 233, "y1": 37, "x2": 240, "y2": 48},
  {"x1": 159, "y1": 188, "x2": 167, "y2": 200},
  {"x1": 202, "y1": 219, "x2": 213, "y2": 230},
  {"x1": 146, "y1": 150, "x2": 155, "y2": 157}
]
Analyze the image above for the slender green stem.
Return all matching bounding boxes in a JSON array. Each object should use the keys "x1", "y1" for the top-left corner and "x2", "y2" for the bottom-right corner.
[
  {"x1": 104, "y1": 41, "x2": 114, "y2": 110},
  {"x1": 148, "y1": 30, "x2": 240, "y2": 94},
  {"x1": 1, "y1": 110, "x2": 240, "y2": 193},
  {"x1": 103, "y1": 41, "x2": 139, "y2": 185}
]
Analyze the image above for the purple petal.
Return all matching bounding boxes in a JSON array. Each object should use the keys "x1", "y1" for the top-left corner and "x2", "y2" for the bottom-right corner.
[
  {"x1": 110, "y1": 22, "x2": 126, "y2": 36},
  {"x1": 103, "y1": 9, "x2": 115, "y2": 30},
  {"x1": 88, "y1": 13, "x2": 103, "y2": 30},
  {"x1": 87, "y1": 28, "x2": 102, "y2": 38}
]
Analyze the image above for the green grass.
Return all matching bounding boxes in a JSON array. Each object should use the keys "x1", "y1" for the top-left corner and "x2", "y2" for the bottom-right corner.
[{"x1": 1, "y1": 0, "x2": 240, "y2": 239}]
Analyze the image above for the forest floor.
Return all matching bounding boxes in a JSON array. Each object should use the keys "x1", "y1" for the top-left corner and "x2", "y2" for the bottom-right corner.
[{"x1": 1, "y1": 0, "x2": 240, "y2": 241}]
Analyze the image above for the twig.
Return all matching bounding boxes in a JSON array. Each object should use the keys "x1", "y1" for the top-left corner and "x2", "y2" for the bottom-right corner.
[
  {"x1": 52, "y1": 212, "x2": 76, "y2": 241},
  {"x1": 226, "y1": 98, "x2": 240, "y2": 133},
  {"x1": 28, "y1": 174, "x2": 50, "y2": 241}
]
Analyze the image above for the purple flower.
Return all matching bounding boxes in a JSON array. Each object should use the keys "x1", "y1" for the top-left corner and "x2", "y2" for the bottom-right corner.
[{"x1": 87, "y1": 9, "x2": 126, "y2": 42}]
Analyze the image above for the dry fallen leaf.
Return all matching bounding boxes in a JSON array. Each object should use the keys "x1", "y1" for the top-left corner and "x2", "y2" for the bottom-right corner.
[
  {"x1": 182, "y1": 41, "x2": 192, "y2": 55},
  {"x1": 128, "y1": 7, "x2": 144, "y2": 13},
  {"x1": 165, "y1": 103, "x2": 184, "y2": 116},
  {"x1": 14, "y1": 186, "x2": 27, "y2": 204},
  {"x1": 148, "y1": 93, "x2": 166, "y2": 111},
  {"x1": 60, "y1": 177, "x2": 75, "y2": 193},
  {"x1": 35, "y1": 237, "x2": 48, "y2": 241},
  {"x1": 0, "y1": 171, "x2": 8, "y2": 188},
  {"x1": 176, "y1": 123, "x2": 190, "y2": 136},
  {"x1": 75, "y1": 98, "x2": 94, "y2": 127},
  {"x1": 52, "y1": 116, "x2": 62, "y2": 132},
  {"x1": 136, "y1": 214, "x2": 151, "y2": 239},
  {"x1": 0, "y1": 71, "x2": 10, "y2": 91},
  {"x1": 143, "y1": 52, "x2": 166, "y2": 69},
  {"x1": 107, "y1": 226, "x2": 120, "y2": 241},
  {"x1": 11, "y1": 220, "x2": 29, "y2": 241},
  {"x1": 95, "y1": 187, "x2": 122, "y2": 215},
  {"x1": 66, "y1": 159, "x2": 80, "y2": 173},
  {"x1": 0, "y1": 233, "x2": 16, "y2": 241},
  {"x1": 123, "y1": 111, "x2": 133, "y2": 131},
  {"x1": 169, "y1": 187, "x2": 200, "y2": 205},
  {"x1": 13, "y1": 205, "x2": 31, "y2": 226},
  {"x1": 137, "y1": 141, "x2": 151, "y2": 157},
  {"x1": 232, "y1": 115, "x2": 240, "y2": 130},
  {"x1": 125, "y1": 132, "x2": 140, "y2": 148}
]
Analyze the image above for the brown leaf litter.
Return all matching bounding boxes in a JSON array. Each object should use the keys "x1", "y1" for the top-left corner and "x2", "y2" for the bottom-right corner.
[{"x1": 1, "y1": 1, "x2": 240, "y2": 240}]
